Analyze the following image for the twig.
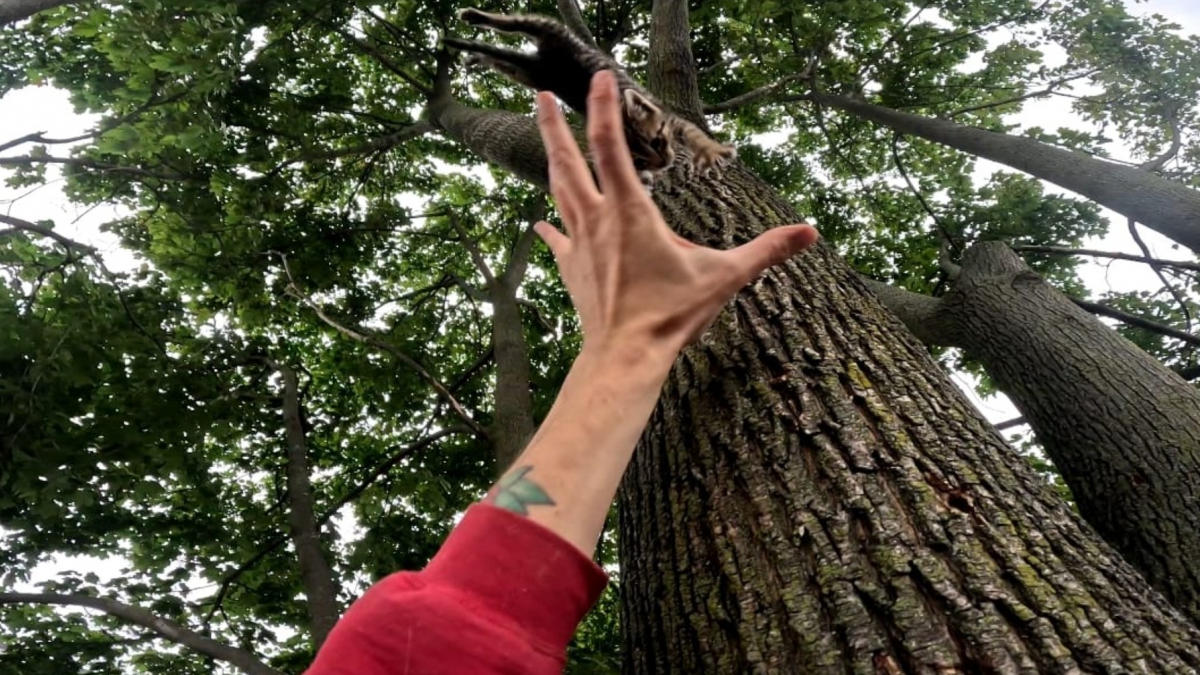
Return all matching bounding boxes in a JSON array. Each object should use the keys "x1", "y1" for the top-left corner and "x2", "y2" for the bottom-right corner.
[
  {"x1": 890, "y1": 133, "x2": 962, "y2": 254},
  {"x1": 0, "y1": 214, "x2": 97, "y2": 252},
  {"x1": 1127, "y1": 219, "x2": 1191, "y2": 334},
  {"x1": 276, "y1": 253, "x2": 487, "y2": 437},
  {"x1": 1072, "y1": 298, "x2": 1200, "y2": 347},
  {"x1": 1011, "y1": 244, "x2": 1200, "y2": 273}
]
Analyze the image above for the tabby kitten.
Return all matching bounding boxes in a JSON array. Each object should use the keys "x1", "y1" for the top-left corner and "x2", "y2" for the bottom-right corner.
[{"x1": 442, "y1": 7, "x2": 736, "y2": 188}]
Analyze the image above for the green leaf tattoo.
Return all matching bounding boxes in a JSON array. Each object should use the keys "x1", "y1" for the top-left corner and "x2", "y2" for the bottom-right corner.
[{"x1": 488, "y1": 466, "x2": 556, "y2": 516}]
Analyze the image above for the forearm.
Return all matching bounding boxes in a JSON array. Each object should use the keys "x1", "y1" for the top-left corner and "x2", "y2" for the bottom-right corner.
[{"x1": 485, "y1": 341, "x2": 678, "y2": 557}]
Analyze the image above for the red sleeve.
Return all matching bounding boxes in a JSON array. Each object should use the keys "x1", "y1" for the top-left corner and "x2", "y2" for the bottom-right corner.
[{"x1": 304, "y1": 504, "x2": 609, "y2": 675}]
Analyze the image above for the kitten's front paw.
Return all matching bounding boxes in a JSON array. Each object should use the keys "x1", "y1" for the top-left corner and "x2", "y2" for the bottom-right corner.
[
  {"x1": 639, "y1": 170, "x2": 656, "y2": 192},
  {"x1": 458, "y1": 7, "x2": 489, "y2": 24},
  {"x1": 692, "y1": 142, "x2": 737, "y2": 175}
]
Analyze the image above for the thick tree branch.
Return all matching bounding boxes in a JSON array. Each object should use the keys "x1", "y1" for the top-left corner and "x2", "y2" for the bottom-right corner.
[
  {"x1": 279, "y1": 255, "x2": 487, "y2": 438},
  {"x1": 647, "y1": 0, "x2": 705, "y2": 126},
  {"x1": 0, "y1": 593, "x2": 282, "y2": 675},
  {"x1": 1011, "y1": 244, "x2": 1200, "y2": 273},
  {"x1": 427, "y1": 98, "x2": 550, "y2": 190},
  {"x1": 257, "y1": 357, "x2": 340, "y2": 648},
  {"x1": 1072, "y1": 298, "x2": 1200, "y2": 347},
  {"x1": 0, "y1": 0, "x2": 81, "y2": 25},
  {"x1": 806, "y1": 90, "x2": 1200, "y2": 255},
  {"x1": 556, "y1": 0, "x2": 599, "y2": 49},
  {"x1": 859, "y1": 275, "x2": 961, "y2": 346}
]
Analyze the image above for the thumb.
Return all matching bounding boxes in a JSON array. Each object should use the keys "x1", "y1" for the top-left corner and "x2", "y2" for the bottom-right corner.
[
  {"x1": 725, "y1": 224, "x2": 819, "y2": 287},
  {"x1": 534, "y1": 221, "x2": 571, "y2": 259}
]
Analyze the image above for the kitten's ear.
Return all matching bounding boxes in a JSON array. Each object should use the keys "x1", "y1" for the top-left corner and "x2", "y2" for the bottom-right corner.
[{"x1": 622, "y1": 88, "x2": 664, "y2": 123}]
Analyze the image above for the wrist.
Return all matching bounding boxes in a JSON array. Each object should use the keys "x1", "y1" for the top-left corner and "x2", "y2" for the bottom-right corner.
[{"x1": 577, "y1": 337, "x2": 679, "y2": 381}]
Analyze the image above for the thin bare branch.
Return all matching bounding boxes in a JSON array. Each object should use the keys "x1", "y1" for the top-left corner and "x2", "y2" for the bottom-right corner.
[
  {"x1": 1127, "y1": 218, "x2": 1192, "y2": 333},
  {"x1": 891, "y1": 132, "x2": 962, "y2": 254},
  {"x1": 945, "y1": 69, "x2": 1101, "y2": 119},
  {"x1": 448, "y1": 211, "x2": 497, "y2": 285},
  {"x1": 1139, "y1": 114, "x2": 1183, "y2": 173},
  {"x1": 338, "y1": 28, "x2": 433, "y2": 98},
  {"x1": 1011, "y1": 244, "x2": 1200, "y2": 273},
  {"x1": 0, "y1": 593, "x2": 282, "y2": 675},
  {"x1": 283, "y1": 122, "x2": 435, "y2": 167},
  {"x1": 994, "y1": 417, "x2": 1027, "y2": 432},
  {"x1": 1072, "y1": 298, "x2": 1200, "y2": 347},
  {"x1": 704, "y1": 71, "x2": 812, "y2": 115},
  {"x1": 278, "y1": 254, "x2": 487, "y2": 437},
  {"x1": 0, "y1": 155, "x2": 181, "y2": 180}
]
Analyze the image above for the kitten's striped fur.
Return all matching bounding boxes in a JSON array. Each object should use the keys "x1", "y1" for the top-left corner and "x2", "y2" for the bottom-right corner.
[{"x1": 442, "y1": 7, "x2": 736, "y2": 189}]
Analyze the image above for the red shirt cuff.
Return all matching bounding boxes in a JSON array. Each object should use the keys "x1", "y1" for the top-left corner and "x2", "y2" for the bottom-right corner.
[{"x1": 422, "y1": 503, "x2": 609, "y2": 652}]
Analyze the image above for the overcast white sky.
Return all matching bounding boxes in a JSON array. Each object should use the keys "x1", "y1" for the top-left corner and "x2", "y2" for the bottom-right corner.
[{"x1": 1, "y1": 0, "x2": 1198, "y2": 605}]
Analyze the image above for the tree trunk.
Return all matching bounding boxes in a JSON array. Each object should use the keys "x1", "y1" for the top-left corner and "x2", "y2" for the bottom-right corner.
[
  {"x1": 868, "y1": 240, "x2": 1200, "y2": 626},
  {"x1": 0, "y1": 0, "x2": 80, "y2": 25},
  {"x1": 267, "y1": 359, "x2": 341, "y2": 648},
  {"x1": 490, "y1": 274, "x2": 536, "y2": 471},
  {"x1": 429, "y1": 99, "x2": 1200, "y2": 673},
  {"x1": 811, "y1": 91, "x2": 1200, "y2": 256}
]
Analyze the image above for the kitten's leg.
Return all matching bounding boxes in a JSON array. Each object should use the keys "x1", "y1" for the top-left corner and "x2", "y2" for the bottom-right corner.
[
  {"x1": 441, "y1": 36, "x2": 543, "y2": 90},
  {"x1": 459, "y1": 8, "x2": 562, "y2": 39},
  {"x1": 672, "y1": 119, "x2": 737, "y2": 175}
]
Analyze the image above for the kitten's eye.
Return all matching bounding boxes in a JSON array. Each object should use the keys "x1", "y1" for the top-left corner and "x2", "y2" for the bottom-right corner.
[{"x1": 650, "y1": 137, "x2": 666, "y2": 150}]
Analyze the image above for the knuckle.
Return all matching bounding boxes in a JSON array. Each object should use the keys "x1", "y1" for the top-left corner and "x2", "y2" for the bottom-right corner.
[{"x1": 548, "y1": 147, "x2": 576, "y2": 170}]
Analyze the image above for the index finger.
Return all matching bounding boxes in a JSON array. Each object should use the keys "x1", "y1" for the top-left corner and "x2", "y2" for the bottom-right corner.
[
  {"x1": 586, "y1": 71, "x2": 645, "y2": 198},
  {"x1": 536, "y1": 91, "x2": 601, "y2": 228}
]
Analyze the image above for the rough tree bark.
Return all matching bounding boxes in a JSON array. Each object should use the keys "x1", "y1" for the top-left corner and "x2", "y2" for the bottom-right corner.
[
  {"x1": 427, "y1": 90, "x2": 1200, "y2": 675},
  {"x1": 0, "y1": 0, "x2": 81, "y2": 25},
  {"x1": 865, "y1": 240, "x2": 1200, "y2": 626},
  {"x1": 809, "y1": 91, "x2": 1200, "y2": 255},
  {"x1": 647, "y1": 0, "x2": 705, "y2": 126},
  {"x1": 263, "y1": 358, "x2": 341, "y2": 649}
]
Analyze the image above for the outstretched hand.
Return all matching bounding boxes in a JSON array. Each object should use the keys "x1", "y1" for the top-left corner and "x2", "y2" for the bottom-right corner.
[{"x1": 533, "y1": 70, "x2": 819, "y2": 357}]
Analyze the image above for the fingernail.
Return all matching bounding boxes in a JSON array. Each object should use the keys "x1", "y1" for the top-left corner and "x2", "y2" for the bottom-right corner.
[{"x1": 536, "y1": 92, "x2": 554, "y2": 119}]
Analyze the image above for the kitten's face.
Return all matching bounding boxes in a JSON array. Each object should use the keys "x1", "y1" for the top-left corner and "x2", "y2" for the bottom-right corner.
[{"x1": 621, "y1": 89, "x2": 675, "y2": 172}]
